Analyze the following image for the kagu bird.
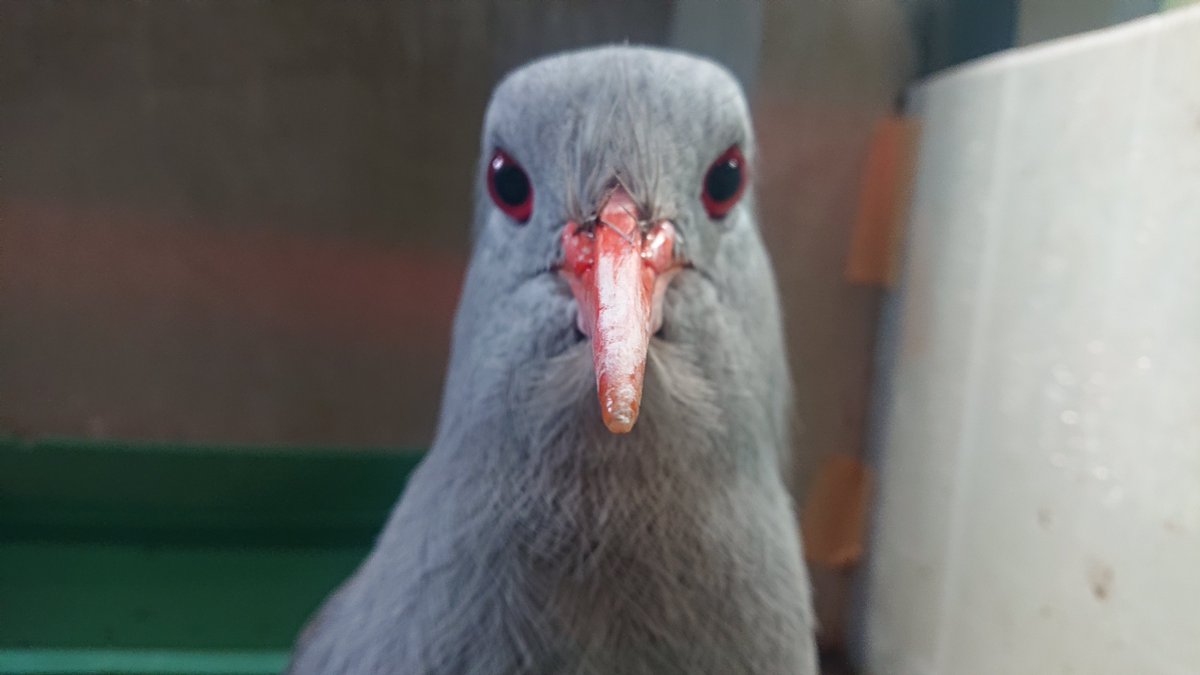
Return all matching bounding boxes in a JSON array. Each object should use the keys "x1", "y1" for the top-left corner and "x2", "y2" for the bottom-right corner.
[{"x1": 288, "y1": 46, "x2": 817, "y2": 675}]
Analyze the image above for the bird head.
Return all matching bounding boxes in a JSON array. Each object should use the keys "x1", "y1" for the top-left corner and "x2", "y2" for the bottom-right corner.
[{"x1": 450, "y1": 46, "x2": 775, "y2": 442}]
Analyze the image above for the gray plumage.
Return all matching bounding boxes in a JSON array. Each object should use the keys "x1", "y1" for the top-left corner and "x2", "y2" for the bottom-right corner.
[{"x1": 287, "y1": 46, "x2": 816, "y2": 675}]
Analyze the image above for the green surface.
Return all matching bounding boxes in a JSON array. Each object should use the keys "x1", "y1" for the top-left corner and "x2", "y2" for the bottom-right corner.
[
  {"x1": 0, "y1": 437, "x2": 423, "y2": 674},
  {"x1": 1, "y1": 437, "x2": 423, "y2": 547},
  {"x1": 2, "y1": 542, "x2": 365, "y2": 652},
  {"x1": 0, "y1": 649, "x2": 288, "y2": 675}
]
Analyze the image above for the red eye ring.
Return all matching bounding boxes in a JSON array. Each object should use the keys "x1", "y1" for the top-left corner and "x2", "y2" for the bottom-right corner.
[
  {"x1": 487, "y1": 150, "x2": 534, "y2": 223},
  {"x1": 701, "y1": 145, "x2": 746, "y2": 219}
]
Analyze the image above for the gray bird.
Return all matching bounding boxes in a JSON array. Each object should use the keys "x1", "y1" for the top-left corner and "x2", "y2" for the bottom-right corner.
[{"x1": 287, "y1": 45, "x2": 816, "y2": 675}]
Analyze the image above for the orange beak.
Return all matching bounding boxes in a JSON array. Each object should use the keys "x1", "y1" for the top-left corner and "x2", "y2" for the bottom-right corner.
[{"x1": 560, "y1": 186, "x2": 681, "y2": 433}]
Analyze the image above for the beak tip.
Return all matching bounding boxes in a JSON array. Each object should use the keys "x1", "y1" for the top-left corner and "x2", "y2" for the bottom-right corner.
[
  {"x1": 602, "y1": 412, "x2": 637, "y2": 434},
  {"x1": 601, "y1": 383, "x2": 640, "y2": 434}
]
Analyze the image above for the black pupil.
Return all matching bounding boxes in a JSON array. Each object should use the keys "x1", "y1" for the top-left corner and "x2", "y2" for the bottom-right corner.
[
  {"x1": 494, "y1": 164, "x2": 530, "y2": 206},
  {"x1": 705, "y1": 160, "x2": 742, "y2": 203}
]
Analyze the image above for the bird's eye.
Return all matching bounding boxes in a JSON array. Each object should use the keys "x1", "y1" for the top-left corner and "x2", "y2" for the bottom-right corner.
[
  {"x1": 701, "y1": 145, "x2": 746, "y2": 219},
  {"x1": 487, "y1": 150, "x2": 533, "y2": 223}
]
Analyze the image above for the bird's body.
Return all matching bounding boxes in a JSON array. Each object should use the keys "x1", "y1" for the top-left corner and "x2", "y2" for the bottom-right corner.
[{"x1": 288, "y1": 46, "x2": 816, "y2": 675}]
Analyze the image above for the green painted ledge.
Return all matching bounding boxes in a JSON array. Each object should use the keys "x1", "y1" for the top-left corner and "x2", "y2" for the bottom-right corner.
[
  {"x1": 0, "y1": 649, "x2": 288, "y2": 675},
  {"x1": 0, "y1": 436, "x2": 423, "y2": 674}
]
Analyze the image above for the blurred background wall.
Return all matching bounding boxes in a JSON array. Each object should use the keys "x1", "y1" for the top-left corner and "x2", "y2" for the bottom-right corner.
[
  {"x1": 0, "y1": 0, "x2": 913, "y2": 484},
  {"x1": 1, "y1": 2, "x2": 678, "y2": 446}
]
